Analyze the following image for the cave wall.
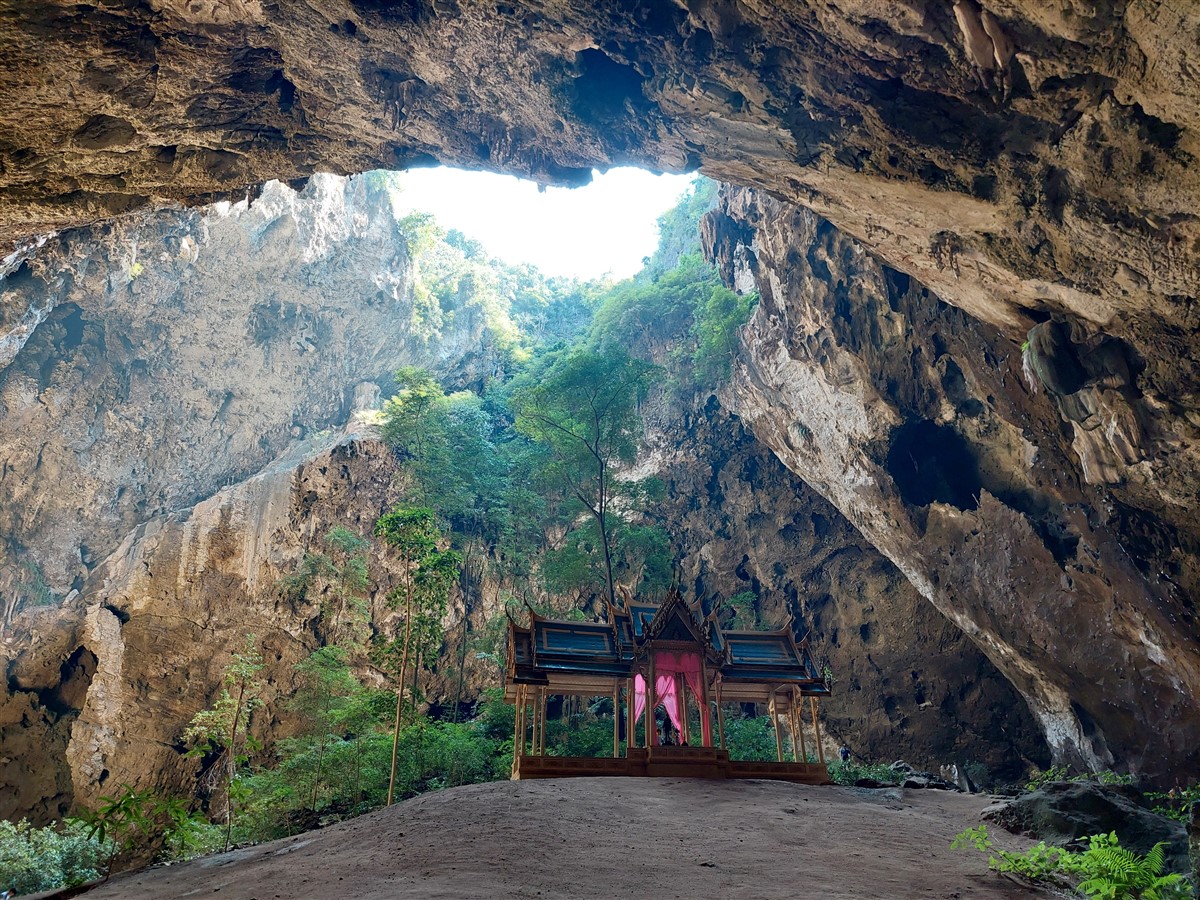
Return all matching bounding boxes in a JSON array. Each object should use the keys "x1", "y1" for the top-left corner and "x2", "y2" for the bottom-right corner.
[
  {"x1": 707, "y1": 185, "x2": 1199, "y2": 780},
  {"x1": 0, "y1": 433, "x2": 409, "y2": 821},
  {"x1": 641, "y1": 395, "x2": 1049, "y2": 781},
  {"x1": 0, "y1": 173, "x2": 495, "y2": 609}
]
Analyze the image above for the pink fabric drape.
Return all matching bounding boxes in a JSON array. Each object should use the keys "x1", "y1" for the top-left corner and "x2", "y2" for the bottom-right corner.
[
  {"x1": 633, "y1": 673, "x2": 679, "y2": 729},
  {"x1": 633, "y1": 651, "x2": 712, "y2": 744}
]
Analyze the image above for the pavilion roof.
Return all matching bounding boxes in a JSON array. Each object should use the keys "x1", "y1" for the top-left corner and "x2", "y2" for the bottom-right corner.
[{"x1": 505, "y1": 591, "x2": 829, "y2": 695}]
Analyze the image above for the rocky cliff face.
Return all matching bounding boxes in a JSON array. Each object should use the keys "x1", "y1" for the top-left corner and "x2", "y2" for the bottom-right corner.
[
  {"x1": 1, "y1": 432, "x2": 405, "y2": 821},
  {"x1": 641, "y1": 396, "x2": 1048, "y2": 780},
  {"x1": 706, "y1": 185, "x2": 1199, "y2": 781},
  {"x1": 0, "y1": 173, "x2": 493, "y2": 610}
]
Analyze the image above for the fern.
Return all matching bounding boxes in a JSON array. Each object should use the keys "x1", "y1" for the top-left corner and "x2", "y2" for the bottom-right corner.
[
  {"x1": 952, "y1": 828, "x2": 1191, "y2": 900},
  {"x1": 1076, "y1": 837, "x2": 1188, "y2": 900}
]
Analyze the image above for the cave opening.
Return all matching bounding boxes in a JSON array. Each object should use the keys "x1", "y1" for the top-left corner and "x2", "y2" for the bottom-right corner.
[{"x1": 885, "y1": 419, "x2": 983, "y2": 511}]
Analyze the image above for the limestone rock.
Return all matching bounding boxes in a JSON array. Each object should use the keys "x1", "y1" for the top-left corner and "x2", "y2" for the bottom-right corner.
[
  {"x1": 2, "y1": 0, "x2": 1198, "y2": 362},
  {"x1": 641, "y1": 396, "x2": 1048, "y2": 781},
  {"x1": 709, "y1": 185, "x2": 1200, "y2": 782},
  {"x1": 983, "y1": 782, "x2": 1189, "y2": 875},
  {"x1": 0, "y1": 174, "x2": 490, "y2": 604}
]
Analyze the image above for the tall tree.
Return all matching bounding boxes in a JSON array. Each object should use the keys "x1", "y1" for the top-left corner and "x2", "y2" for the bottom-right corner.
[
  {"x1": 184, "y1": 635, "x2": 265, "y2": 851},
  {"x1": 380, "y1": 366, "x2": 445, "y2": 465},
  {"x1": 510, "y1": 347, "x2": 658, "y2": 607},
  {"x1": 372, "y1": 506, "x2": 462, "y2": 805}
]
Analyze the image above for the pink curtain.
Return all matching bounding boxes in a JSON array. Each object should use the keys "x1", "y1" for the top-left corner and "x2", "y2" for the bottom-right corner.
[
  {"x1": 633, "y1": 651, "x2": 712, "y2": 744},
  {"x1": 633, "y1": 673, "x2": 679, "y2": 729}
]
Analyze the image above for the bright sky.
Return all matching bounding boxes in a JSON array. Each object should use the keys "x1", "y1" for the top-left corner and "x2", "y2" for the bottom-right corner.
[{"x1": 391, "y1": 167, "x2": 697, "y2": 281}]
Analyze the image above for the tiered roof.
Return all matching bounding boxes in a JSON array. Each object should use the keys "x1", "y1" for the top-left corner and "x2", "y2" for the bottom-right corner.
[{"x1": 506, "y1": 588, "x2": 829, "y2": 696}]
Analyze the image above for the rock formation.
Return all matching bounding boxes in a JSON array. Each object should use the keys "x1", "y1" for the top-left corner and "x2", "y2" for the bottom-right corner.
[
  {"x1": 2, "y1": 1, "x2": 1197, "y2": 351},
  {"x1": 642, "y1": 397, "x2": 1049, "y2": 781},
  {"x1": 707, "y1": 185, "x2": 1199, "y2": 780},
  {"x1": 1, "y1": 431, "x2": 408, "y2": 821},
  {"x1": 0, "y1": 173, "x2": 493, "y2": 607}
]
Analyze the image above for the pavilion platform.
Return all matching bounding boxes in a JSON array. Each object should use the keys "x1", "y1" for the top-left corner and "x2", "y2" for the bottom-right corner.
[{"x1": 513, "y1": 746, "x2": 830, "y2": 784}]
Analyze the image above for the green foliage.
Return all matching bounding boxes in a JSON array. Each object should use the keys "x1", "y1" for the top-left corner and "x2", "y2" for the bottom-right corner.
[
  {"x1": 725, "y1": 590, "x2": 758, "y2": 629},
  {"x1": 828, "y1": 761, "x2": 903, "y2": 786},
  {"x1": 72, "y1": 786, "x2": 211, "y2": 870},
  {"x1": 1025, "y1": 766, "x2": 1135, "y2": 791},
  {"x1": 184, "y1": 635, "x2": 265, "y2": 851},
  {"x1": 1146, "y1": 786, "x2": 1200, "y2": 823},
  {"x1": 589, "y1": 253, "x2": 756, "y2": 391},
  {"x1": 511, "y1": 345, "x2": 660, "y2": 605},
  {"x1": 638, "y1": 176, "x2": 719, "y2": 281},
  {"x1": 380, "y1": 367, "x2": 447, "y2": 462},
  {"x1": 951, "y1": 826, "x2": 1190, "y2": 899},
  {"x1": 0, "y1": 819, "x2": 111, "y2": 894},
  {"x1": 1076, "y1": 835, "x2": 1187, "y2": 899},
  {"x1": 722, "y1": 715, "x2": 781, "y2": 762}
]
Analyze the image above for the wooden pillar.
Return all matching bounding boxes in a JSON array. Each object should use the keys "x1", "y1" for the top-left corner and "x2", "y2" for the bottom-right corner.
[
  {"x1": 538, "y1": 688, "x2": 548, "y2": 755},
  {"x1": 512, "y1": 685, "x2": 526, "y2": 776},
  {"x1": 647, "y1": 655, "x2": 658, "y2": 747},
  {"x1": 626, "y1": 677, "x2": 636, "y2": 755},
  {"x1": 770, "y1": 695, "x2": 784, "y2": 762},
  {"x1": 794, "y1": 688, "x2": 807, "y2": 764},
  {"x1": 715, "y1": 684, "x2": 726, "y2": 750},
  {"x1": 612, "y1": 684, "x2": 620, "y2": 758},
  {"x1": 699, "y1": 664, "x2": 713, "y2": 747},
  {"x1": 810, "y1": 696, "x2": 825, "y2": 765},
  {"x1": 677, "y1": 673, "x2": 689, "y2": 745},
  {"x1": 788, "y1": 699, "x2": 800, "y2": 763}
]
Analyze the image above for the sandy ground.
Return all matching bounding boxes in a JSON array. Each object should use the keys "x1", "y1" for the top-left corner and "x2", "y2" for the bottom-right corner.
[{"x1": 87, "y1": 778, "x2": 1049, "y2": 899}]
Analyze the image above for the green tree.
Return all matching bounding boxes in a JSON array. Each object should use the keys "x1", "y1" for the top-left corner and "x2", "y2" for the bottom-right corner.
[
  {"x1": 289, "y1": 646, "x2": 368, "y2": 814},
  {"x1": 510, "y1": 347, "x2": 659, "y2": 608},
  {"x1": 373, "y1": 507, "x2": 462, "y2": 805},
  {"x1": 380, "y1": 367, "x2": 445, "y2": 463},
  {"x1": 184, "y1": 635, "x2": 265, "y2": 852}
]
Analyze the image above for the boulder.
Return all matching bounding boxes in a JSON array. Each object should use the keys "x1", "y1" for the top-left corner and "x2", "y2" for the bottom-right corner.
[{"x1": 982, "y1": 782, "x2": 1189, "y2": 875}]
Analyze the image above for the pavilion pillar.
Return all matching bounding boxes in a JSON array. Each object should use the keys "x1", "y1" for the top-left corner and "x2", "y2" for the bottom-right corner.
[
  {"x1": 677, "y1": 673, "x2": 689, "y2": 745},
  {"x1": 715, "y1": 683, "x2": 726, "y2": 750},
  {"x1": 626, "y1": 677, "x2": 635, "y2": 755},
  {"x1": 540, "y1": 686, "x2": 549, "y2": 758},
  {"x1": 788, "y1": 699, "x2": 800, "y2": 763},
  {"x1": 794, "y1": 687, "x2": 807, "y2": 764},
  {"x1": 647, "y1": 656, "x2": 658, "y2": 747},
  {"x1": 512, "y1": 685, "x2": 526, "y2": 776},
  {"x1": 699, "y1": 664, "x2": 713, "y2": 747},
  {"x1": 810, "y1": 696, "x2": 825, "y2": 765},
  {"x1": 769, "y1": 695, "x2": 784, "y2": 762},
  {"x1": 612, "y1": 684, "x2": 620, "y2": 758}
]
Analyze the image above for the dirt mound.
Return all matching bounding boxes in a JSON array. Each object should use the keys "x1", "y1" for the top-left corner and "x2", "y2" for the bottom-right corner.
[{"x1": 89, "y1": 778, "x2": 1046, "y2": 899}]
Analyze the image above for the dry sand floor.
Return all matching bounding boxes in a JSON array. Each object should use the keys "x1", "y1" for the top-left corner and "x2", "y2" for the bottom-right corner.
[{"x1": 89, "y1": 777, "x2": 1050, "y2": 899}]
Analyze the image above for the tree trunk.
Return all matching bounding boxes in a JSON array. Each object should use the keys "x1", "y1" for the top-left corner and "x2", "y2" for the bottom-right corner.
[
  {"x1": 225, "y1": 680, "x2": 247, "y2": 852},
  {"x1": 386, "y1": 687, "x2": 402, "y2": 805}
]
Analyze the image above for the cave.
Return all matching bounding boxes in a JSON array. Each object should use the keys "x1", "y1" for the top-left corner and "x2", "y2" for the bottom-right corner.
[{"x1": 0, "y1": 2, "x2": 1198, "y2": 875}]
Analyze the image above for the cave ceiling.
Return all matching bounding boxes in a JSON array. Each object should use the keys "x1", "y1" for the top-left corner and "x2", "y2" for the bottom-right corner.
[{"x1": 1, "y1": 0, "x2": 1197, "y2": 343}]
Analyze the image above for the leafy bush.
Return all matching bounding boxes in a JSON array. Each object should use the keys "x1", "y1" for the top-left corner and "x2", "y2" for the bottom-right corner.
[
  {"x1": 722, "y1": 715, "x2": 781, "y2": 762},
  {"x1": 952, "y1": 825, "x2": 1190, "y2": 899},
  {"x1": 0, "y1": 819, "x2": 111, "y2": 895},
  {"x1": 1025, "y1": 766, "x2": 1134, "y2": 791},
  {"x1": 828, "y1": 761, "x2": 903, "y2": 786},
  {"x1": 1145, "y1": 786, "x2": 1199, "y2": 824}
]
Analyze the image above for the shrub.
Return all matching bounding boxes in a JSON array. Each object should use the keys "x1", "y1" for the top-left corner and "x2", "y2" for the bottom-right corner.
[
  {"x1": 0, "y1": 819, "x2": 111, "y2": 895},
  {"x1": 951, "y1": 825, "x2": 1190, "y2": 899},
  {"x1": 828, "y1": 761, "x2": 903, "y2": 786}
]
